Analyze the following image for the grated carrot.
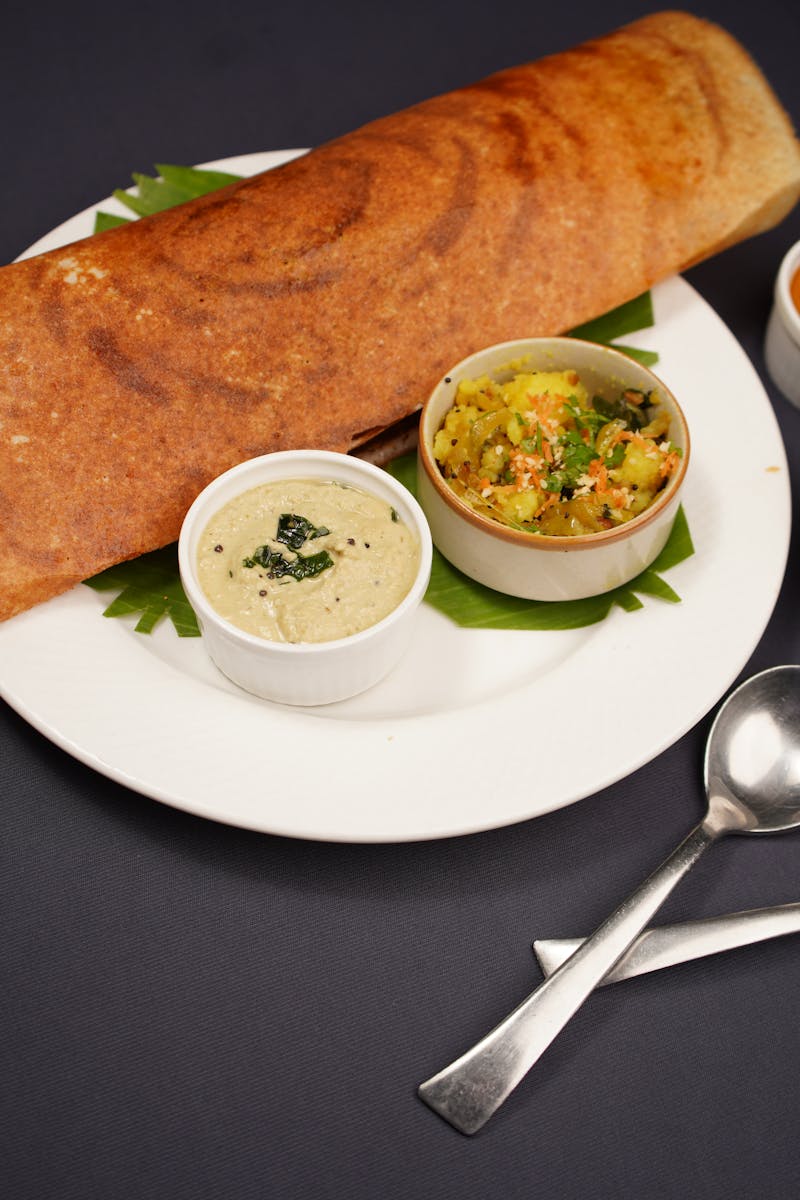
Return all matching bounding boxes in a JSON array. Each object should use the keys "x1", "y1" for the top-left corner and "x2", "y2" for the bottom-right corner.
[
  {"x1": 588, "y1": 459, "x2": 608, "y2": 491},
  {"x1": 660, "y1": 451, "x2": 680, "y2": 479}
]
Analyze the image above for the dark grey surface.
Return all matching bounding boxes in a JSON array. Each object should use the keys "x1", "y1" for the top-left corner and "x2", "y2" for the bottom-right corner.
[{"x1": 2, "y1": 2, "x2": 799, "y2": 1197}]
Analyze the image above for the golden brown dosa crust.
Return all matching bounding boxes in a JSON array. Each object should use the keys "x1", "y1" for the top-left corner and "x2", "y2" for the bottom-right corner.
[{"x1": 1, "y1": 11, "x2": 799, "y2": 621}]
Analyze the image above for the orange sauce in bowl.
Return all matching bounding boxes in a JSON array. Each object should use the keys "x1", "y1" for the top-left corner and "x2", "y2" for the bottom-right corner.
[{"x1": 791, "y1": 265, "x2": 800, "y2": 315}]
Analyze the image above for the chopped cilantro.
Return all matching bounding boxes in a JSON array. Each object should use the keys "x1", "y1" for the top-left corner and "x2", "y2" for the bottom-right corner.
[
  {"x1": 604, "y1": 443, "x2": 626, "y2": 469},
  {"x1": 545, "y1": 432, "x2": 595, "y2": 492},
  {"x1": 565, "y1": 401, "x2": 607, "y2": 438},
  {"x1": 592, "y1": 391, "x2": 648, "y2": 430}
]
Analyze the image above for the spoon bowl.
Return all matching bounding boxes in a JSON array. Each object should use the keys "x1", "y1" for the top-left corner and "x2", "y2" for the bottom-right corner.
[
  {"x1": 705, "y1": 665, "x2": 800, "y2": 832},
  {"x1": 419, "y1": 664, "x2": 800, "y2": 1134}
]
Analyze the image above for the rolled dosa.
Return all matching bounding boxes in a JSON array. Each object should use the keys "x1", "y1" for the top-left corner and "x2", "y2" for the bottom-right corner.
[{"x1": 1, "y1": 10, "x2": 799, "y2": 622}]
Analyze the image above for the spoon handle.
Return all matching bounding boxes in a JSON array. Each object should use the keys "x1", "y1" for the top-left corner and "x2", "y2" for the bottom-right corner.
[
  {"x1": 533, "y1": 901, "x2": 800, "y2": 983},
  {"x1": 418, "y1": 818, "x2": 718, "y2": 1135}
]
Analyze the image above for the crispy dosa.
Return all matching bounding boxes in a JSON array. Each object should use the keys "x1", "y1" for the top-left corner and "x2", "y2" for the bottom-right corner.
[{"x1": 1, "y1": 10, "x2": 799, "y2": 622}]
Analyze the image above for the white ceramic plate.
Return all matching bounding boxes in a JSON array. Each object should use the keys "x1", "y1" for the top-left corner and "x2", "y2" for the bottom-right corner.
[{"x1": 0, "y1": 152, "x2": 790, "y2": 842}]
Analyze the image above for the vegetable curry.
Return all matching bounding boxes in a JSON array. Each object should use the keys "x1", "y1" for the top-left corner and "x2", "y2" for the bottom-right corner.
[{"x1": 433, "y1": 369, "x2": 681, "y2": 537}]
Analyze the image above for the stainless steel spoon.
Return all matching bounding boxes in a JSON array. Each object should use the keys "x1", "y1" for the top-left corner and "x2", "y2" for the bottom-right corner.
[{"x1": 418, "y1": 664, "x2": 800, "y2": 1135}]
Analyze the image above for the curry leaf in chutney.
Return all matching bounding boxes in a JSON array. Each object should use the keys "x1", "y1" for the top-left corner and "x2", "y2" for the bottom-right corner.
[
  {"x1": 244, "y1": 512, "x2": 335, "y2": 579},
  {"x1": 243, "y1": 544, "x2": 334, "y2": 581},
  {"x1": 275, "y1": 513, "x2": 330, "y2": 550}
]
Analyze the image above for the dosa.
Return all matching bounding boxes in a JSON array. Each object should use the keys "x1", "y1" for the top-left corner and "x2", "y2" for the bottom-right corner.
[{"x1": 1, "y1": 10, "x2": 799, "y2": 621}]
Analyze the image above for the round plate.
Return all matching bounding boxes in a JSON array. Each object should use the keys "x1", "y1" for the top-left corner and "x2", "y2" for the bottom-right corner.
[{"x1": 0, "y1": 152, "x2": 790, "y2": 842}]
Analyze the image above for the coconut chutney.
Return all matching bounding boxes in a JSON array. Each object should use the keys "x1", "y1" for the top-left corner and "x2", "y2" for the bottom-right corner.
[{"x1": 196, "y1": 478, "x2": 420, "y2": 643}]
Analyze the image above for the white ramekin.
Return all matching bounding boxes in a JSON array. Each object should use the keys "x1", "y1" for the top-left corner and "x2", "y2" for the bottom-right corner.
[
  {"x1": 178, "y1": 450, "x2": 432, "y2": 705},
  {"x1": 417, "y1": 337, "x2": 690, "y2": 602},
  {"x1": 764, "y1": 238, "x2": 800, "y2": 408}
]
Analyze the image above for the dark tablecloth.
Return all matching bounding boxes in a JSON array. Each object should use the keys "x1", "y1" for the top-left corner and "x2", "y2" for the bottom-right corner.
[{"x1": 3, "y1": 3, "x2": 799, "y2": 1197}]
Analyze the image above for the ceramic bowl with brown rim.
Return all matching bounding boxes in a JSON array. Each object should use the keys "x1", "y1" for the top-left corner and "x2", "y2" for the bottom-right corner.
[{"x1": 416, "y1": 337, "x2": 690, "y2": 602}]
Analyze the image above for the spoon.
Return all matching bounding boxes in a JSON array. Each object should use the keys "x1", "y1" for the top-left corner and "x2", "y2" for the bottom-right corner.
[{"x1": 418, "y1": 664, "x2": 800, "y2": 1135}]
